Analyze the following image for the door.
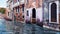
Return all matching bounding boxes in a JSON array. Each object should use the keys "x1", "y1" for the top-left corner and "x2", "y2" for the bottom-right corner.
[
  {"x1": 32, "y1": 8, "x2": 36, "y2": 23},
  {"x1": 32, "y1": 8, "x2": 36, "y2": 18}
]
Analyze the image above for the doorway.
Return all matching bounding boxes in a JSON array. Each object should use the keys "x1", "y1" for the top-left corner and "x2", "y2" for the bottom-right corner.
[
  {"x1": 31, "y1": 8, "x2": 36, "y2": 23},
  {"x1": 32, "y1": 8, "x2": 36, "y2": 18}
]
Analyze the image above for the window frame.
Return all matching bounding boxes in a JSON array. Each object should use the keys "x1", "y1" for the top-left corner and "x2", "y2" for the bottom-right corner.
[{"x1": 49, "y1": 1, "x2": 59, "y2": 24}]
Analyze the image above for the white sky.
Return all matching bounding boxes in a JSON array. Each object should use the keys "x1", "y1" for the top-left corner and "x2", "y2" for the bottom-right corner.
[{"x1": 0, "y1": 0, "x2": 7, "y2": 8}]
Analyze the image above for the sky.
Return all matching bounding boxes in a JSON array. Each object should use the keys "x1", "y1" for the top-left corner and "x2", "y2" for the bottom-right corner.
[{"x1": 0, "y1": 0, "x2": 7, "y2": 8}]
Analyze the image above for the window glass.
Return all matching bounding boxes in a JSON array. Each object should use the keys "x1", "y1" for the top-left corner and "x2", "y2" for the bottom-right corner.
[
  {"x1": 8, "y1": 12, "x2": 9, "y2": 16},
  {"x1": 22, "y1": 4, "x2": 24, "y2": 12},
  {"x1": 27, "y1": 10, "x2": 29, "y2": 16},
  {"x1": 18, "y1": 6, "x2": 19, "y2": 13},
  {"x1": 51, "y1": 3, "x2": 57, "y2": 22}
]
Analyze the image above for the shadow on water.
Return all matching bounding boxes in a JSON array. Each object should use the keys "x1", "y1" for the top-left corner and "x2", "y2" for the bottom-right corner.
[
  {"x1": 22, "y1": 23, "x2": 60, "y2": 34},
  {"x1": 14, "y1": 21, "x2": 60, "y2": 34}
]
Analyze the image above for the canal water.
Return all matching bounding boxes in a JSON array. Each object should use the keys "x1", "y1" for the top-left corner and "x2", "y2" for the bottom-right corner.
[
  {"x1": 0, "y1": 19, "x2": 13, "y2": 34},
  {"x1": 0, "y1": 18, "x2": 60, "y2": 34},
  {"x1": 22, "y1": 24, "x2": 60, "y2": 34},
  {"x1": 14, "y1": 21, "x2": 60, "y2": 34}
]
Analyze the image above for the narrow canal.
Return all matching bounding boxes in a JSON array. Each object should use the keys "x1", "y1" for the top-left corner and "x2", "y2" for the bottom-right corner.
[
  {"x1": 0, "y1": 18, "x2": 60, "y2": 34},
  {"x1": 14, "y1": 21, "x2": 60, "y2": 34},
  {"x1": 0, "y1": 18, "x2": 13, "y2": 34},
  {"x1": 23, "y1": 24, "x2": 60, "y2": 34}
]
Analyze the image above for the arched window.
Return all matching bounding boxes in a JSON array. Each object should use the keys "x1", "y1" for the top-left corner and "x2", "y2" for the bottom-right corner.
[{"x1": 51, "y1": 3, "x2": 57, "y2": 22}]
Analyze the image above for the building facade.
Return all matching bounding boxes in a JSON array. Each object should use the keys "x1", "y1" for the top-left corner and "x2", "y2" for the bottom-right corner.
[
  {"x1": 5, "y1": 0, "x2": 14, "y2": 33},
  {"x1": 13, "y1": 0, "x2": 25, "y2": 23},
  {"x1": 12, "y1": 0, "x2": 25, "y2": 34},
  {"x1": 10, "y1": 0, "x2": 60, "y2": 31},
  {"x1": 7, "y1": 0, "x2": 13, "y2": 20},
  {"x1": 43, "y1": 0, "x2": 60, "y2": 31},
  {"x1": 25, "y1": 0, "x2": 43, "y2": 24}
]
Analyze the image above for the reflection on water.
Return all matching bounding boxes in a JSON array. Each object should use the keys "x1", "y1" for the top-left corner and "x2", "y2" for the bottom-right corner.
[
  {"x1": 0, "y1": 19, "x2": 13, "y2": 34},
  {"x1": 0, "y1": 18, "x2": 60, "y2": 34},
  {"x1": 22, "y1": 24, "x2": 60, "y2": 34}
]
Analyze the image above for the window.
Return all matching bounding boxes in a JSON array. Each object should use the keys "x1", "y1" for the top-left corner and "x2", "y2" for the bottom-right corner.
[
  {"x1": 22, "y1": 4, "x2": 24, "y2": 12},
  {"x1": 16, "y1": 8, "x2": 18, "y2": 13},
  {"x1": 16, "y1": 7, "x2": 19, "y2": 13},
  {"x1": 19, "y1": 7, "x2": 20, "y2": 13},
  {"x1": 13, "y1": 8, "x2": 14, "y2": 11},
  {"x1": 27, "y1": 10, "x2": 29, "y2": 16},
  {"x1": 8, "y1": 12, "x2": 9, "y2": 16},
  {"x1": 51, "y1": 3, "x2": 57, "y2": 22},
  {"x1": 18, "y1": 6, "x2": 19, "y2": 13},
  {"x1": 23, "y1": 15, "x2": 24, "y2": 18}
]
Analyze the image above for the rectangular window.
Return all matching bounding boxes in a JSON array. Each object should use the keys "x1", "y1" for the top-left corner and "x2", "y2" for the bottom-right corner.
[
  {"x1": 8, "y1": 12, "x2": 9, "y2": 16},
  {"x1": 19, "y1": 8, "x2": 20, "y2": 13},
  {"x1": 18, "y1": 6, "x2": 19, "y2": 13},
  {"x1": 16, "y1": 7, "x2": 18, "y2": 13},
  {"x1": 16, "y1": 7, "x2": 17, "y2": 13},
  {"x1": 27, "y1": 10, "x2": 29, "y2": 16},
  {"x1": 16, "y1": 7, "x2": 20, "y2": 13},
  {"x1": 22, "y1": 4, "x2": 24, "y2": 12}
]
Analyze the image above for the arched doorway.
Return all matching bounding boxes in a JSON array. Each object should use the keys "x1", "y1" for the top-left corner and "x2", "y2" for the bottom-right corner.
[
  {"x1": 31, "y1": 8, "x2": 36, "y2": 23},
  {"x1": 32, "y1": 8, "x2": 36, "y2": 18}
]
